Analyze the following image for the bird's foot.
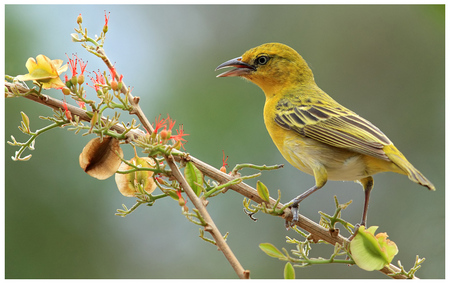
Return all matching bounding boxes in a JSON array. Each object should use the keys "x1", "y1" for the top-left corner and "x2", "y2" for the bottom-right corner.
[
  {"x1": 349, "y1": 222, "x2": 364, "y2": 241},
  {"x1": 284, "y1": 202, "x2": 300, "y2": 229}
]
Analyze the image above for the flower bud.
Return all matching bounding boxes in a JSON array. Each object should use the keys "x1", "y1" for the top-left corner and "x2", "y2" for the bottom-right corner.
[
  {"x1": 65, "y1": 110, "x2": 72, "y2": 121},
  {"x1": 71, "y1": 75, "x2": 78, "y2": 86},
  {"x1": 110, "y1": 80, "x2": 118, "y2": 91},
  {"x1": 160, "y1": 129, "x2": 170, "y2": 140},
  {"x1": 89, "y1": 111, "x2": 99, "y2": 132},
  {"x1": 77, "y1": 14, "x2": 83, "y2": 24},
  {"x1": 62, "y1": 87, "x2": 71, "y2": 96},
  {"x1": 178, "y1": 196, "x2": 186, "y2": 207},
  {"x1": 103, "y1": 25, "x2": 108, "y2": 34},
  {"x1": 77, "y1": 74, "x2": 85, "y2": 85},
  {"x1": 156, "y1": 176, "x2": 169, "y2": 186},
  {"x1": 65, "y1": 80, "x2": 73, "y2": 88}
]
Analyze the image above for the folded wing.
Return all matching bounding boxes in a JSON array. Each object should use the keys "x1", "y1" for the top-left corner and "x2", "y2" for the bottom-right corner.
[{"x1": 274, "y1": 99, "x2": 392, "y2": 161}]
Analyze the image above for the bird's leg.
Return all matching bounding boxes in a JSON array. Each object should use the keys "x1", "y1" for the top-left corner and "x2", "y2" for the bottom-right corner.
[
  {"x1": 350, "y1": 176, "x2": 374, "y2": 240},
  {"x1": 285, "y1": 184, "x2": 321, "y2": 227},
  {"x1": 285, "y1": 167, "x2": 327, "y2": 228},
  {"x1": 359, "y1": 176, "x2": 374, "y2": 227}
]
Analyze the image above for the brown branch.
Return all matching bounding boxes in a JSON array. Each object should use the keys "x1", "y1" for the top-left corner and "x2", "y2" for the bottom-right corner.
[
  {"x1": 178, "y1": 154, "x2": 349, "y2": 246},
  {"x1": 5, "y1": 81, "x2": 412, "y2": 279},
  {"x1": 165, "y1": 154, "x2": 249, "y2": 279},
  {"x1": 5, "y1": 81, "x2": 145, "y2": 140}
]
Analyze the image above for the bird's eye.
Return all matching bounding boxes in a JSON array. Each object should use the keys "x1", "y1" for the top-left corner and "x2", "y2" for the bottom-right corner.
[{"x1": 256, "y1": 55, "x2": 269, "y2": 66}]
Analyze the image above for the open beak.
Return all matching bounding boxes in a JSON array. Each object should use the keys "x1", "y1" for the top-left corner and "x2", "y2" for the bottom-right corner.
[{"x1": 215, "y1": 57, "x2": 255, "y2": 78}]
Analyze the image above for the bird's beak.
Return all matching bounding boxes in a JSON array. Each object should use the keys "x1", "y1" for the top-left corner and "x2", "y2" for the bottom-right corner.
[{"x1": 215, "y1": 57, "x2": 255, "y2": 78}]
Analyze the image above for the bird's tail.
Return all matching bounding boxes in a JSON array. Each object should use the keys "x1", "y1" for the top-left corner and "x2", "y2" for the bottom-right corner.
[{"x1": 386, "y1": 148, "x2": 435, "y2": 191}]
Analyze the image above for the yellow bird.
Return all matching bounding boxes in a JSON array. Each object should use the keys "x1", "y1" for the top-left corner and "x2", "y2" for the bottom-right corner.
[{"x1": 216, "y1": 43, "x2": 434, "y2": 226}]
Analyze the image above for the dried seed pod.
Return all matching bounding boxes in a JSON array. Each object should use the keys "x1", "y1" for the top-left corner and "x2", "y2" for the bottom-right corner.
[
  {"x1": 79, "y1": 136, "x2": 123, "y2": 180},
  {"x1": 115, "y1": 157, "x2": 157, "y2": 197}
]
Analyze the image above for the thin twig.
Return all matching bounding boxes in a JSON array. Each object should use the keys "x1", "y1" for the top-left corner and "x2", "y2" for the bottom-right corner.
[
  {"x1": 96, "y1": 47, "x2": 154, "y2": 134},
  {"x1": 165, "y1": 154, "x2": 250, "y2": 279},
  {"x1": 5, "y1": 82, "x2": 145, "y2": 141}
]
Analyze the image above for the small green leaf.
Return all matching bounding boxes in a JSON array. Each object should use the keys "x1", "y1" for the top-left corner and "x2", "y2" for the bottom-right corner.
[
  {"x1": 184, "y1": 161, "x2": 203, "y2": 196},
  {"x1": 20, "y1": 111, "x2": 30, "y2": 133},
  {"x1": 256, "y1": 180, "x2": 270, "y2": 202},
  {"x1": 284, "y1": 262, "x2": 295, "y2": 279},
  {"x1": 163, "y1": 189, "x2": 180, "y2": 200},
  {"x1": 259, "y1": 243, "x2": 286, "y2": 260}
]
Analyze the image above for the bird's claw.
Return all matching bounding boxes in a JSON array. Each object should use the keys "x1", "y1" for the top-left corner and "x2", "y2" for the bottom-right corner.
[
  {"x1": 284, "y1": 203, "x2": 300, "y2": 229},
  {"x1": 348, "y1": 223, "x2": 363, "y2": 241}
]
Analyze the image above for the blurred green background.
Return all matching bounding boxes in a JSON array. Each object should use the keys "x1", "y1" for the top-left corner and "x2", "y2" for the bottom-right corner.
[{"x1": 5, "y1": 5, "x2": 444, "y2": 279}]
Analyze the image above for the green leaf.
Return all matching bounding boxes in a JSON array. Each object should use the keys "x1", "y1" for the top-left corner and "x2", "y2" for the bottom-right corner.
[
  {"x1": 284, "y1": 262, "x2": 295, "y2": 279},
  {"x1": 259, "y1": 243, "x2": 287, "y2": 260},
  {"x1": 20, "y1": 111, "x2": 30, "y2": 134},
  {"x1": 163, "y1": 189, "x2": 180, "y2": 200},
  {"x1": 184, "y1": 161, "x2": 203, "y2": 196},
  {"x1": 350, "y1": 226, "x2": 398, "y2": 271},
  {"x1": 256, "y1": 180, "x2": 270, "y2": 202}
]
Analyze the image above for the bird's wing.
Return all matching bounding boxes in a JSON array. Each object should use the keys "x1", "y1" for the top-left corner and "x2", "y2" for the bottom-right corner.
[{"x1": 274, "y1": 98, "x2": 392, "y2": 161}]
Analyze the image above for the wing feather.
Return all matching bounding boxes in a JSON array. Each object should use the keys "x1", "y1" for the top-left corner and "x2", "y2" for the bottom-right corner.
[{"x1": 274, "y1": 99, "x2": 391, "y2": 161}]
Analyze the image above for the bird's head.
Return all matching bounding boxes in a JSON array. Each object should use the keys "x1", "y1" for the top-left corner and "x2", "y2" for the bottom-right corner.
[{"x1": 216, "y1": 43, "x2": 314, "y2": 96}]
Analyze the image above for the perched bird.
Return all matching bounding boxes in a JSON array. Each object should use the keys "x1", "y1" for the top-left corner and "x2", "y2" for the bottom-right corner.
[{"x1": 215, "y1": 43, "x2": 434, "y2": 227}]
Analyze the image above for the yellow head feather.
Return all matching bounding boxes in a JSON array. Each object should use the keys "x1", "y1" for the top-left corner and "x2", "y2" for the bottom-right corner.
[{"x1": 240, "y1": 43, "x2": 315, "y2": 95}]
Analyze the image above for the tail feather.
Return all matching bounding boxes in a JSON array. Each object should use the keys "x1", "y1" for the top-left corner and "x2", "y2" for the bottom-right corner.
[{"x1": 386, "y1": 151, "x2": 435, "y2": 191}]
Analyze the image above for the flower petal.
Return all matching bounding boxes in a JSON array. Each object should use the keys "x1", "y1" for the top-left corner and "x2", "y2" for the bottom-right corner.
[
  {"x1": 40, "y1": 77, "x2": 66, "y2": 89},
  {"x1": 16, "y1": 55, "x2": 68, "y2": 89},
  {"x1": 36, "y1": 54, "x2": 58, "y2": 76},
  {"x1": 24, "y1": 57, "x2": 38, "y2": 72}
]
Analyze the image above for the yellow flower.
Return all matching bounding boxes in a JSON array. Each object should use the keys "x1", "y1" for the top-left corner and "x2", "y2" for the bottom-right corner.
[{"x1": 16, "y1": 54, "x2": 68, "y2": 89}]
